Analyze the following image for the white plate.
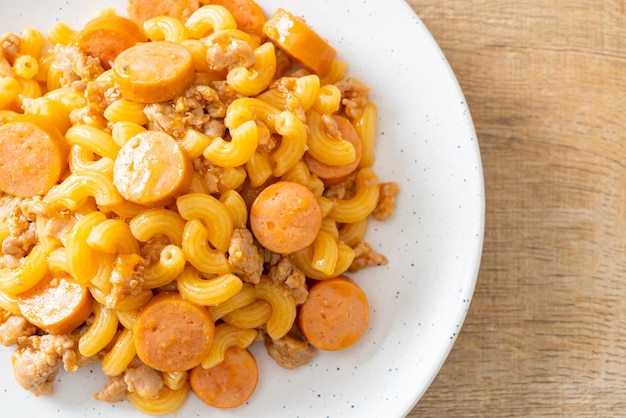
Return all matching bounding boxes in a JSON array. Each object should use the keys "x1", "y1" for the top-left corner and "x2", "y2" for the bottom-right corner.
[{"x1": 0, "y1": 1, "x2": 484, "y2": 417}]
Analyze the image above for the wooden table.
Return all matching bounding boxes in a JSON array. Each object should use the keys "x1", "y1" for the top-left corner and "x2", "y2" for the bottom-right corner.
[{"x1": 405, "y1": 1, "x2": 626, "y2": 416}]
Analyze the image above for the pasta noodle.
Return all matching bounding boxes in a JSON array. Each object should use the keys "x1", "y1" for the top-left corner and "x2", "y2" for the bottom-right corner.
[
  {"x1": 86, "y1": 218, "x2": 140, "y2": 254},
  {"x1": 221, "y1": 299, "x2": 272, "y2": 329},
  {"x1": 111, "y1": 120, "x2": 146, "y2": 146},
  {"x1": 319, "y1": 59, "x2": 347, "y2": 85},
  {"x1": 163, "y1": 371, "x2": 188, "y2": 391},
  {"x1": 176, "y1": 193, "x2": 233, "y2": 252},
  {"x1": 0, "y1": 77, "x2": 20, "y2": 109},
  {"x1": 202, "y1": 119, "x2": 259, "y2": 167},
  {"x1": 176, "y1": 265, "x2": 242, "y2": 305},
  {"x1": 129, "y1": 208, "x2": 186, "y2": 245},
  {"x1": 47, "y1": 22, "x2": 78, "y2": 45},
  {"x1": 0, "y1": 244, "x2": 49, "y2": 295},
  {"x1": 65, "y1": 124, "x2": 120, "y2": 159},
  {"x1": 271, "y1": 110, "x2": 308, "y2": 176},
  {"x1": 13, "y1": 55, "x2": 39, "y2": 79},
  {"x1": 143, "y1": 15, "x2": 188, "y2": 42},
  {"x1": 64, "y1": 211, "x2": 110, "y2": 284},
  {"x1": 15, "y1": 77, "x2": 42, "y2": 104},
  {"x1": 0, "y1": 290, "x2": 20, "y2": 316},
  {"x1": 142, "y1": 244, "x2": 186, "y2": 289},
  {"x1": 254, "y1": 276, "x2": 297, "y2": 340},
  {"x1": 184, "y1": 5, "x2": 237, "y2": 38},
  {"x1": 101, "y1": 328, "x2": 136, "y2": 377},
  {"x1": 0, "y1": 2, "x2": 399, "y2": 414},
  {"x1": 44, "y1": 169, "x2": 123, "y2": 210},
  {"x1": 310, "y1": 230, "x2": 340, "y2": 276},
  {"x1": 201, "y1": 323, "x2": 257, "y2": 369},
  {"x1": 208, "y1": 282, "x2": 257, "y2": 320},
  {"x1": 78, "y1": 302, "x2": 119, "y2": 357},
  {"x1": 328, "y1": 167, "x2": 380, "y2": 223},
  {"x1": 219, "y1": 189, "x2": 248, "y2": 229},
  {"x1": 226, "y1": 42, "x2": 276, "y2": 96},
  {"x1": 355, "y1": 101, "x2": 378, "y2": 168},
  {"x1": 181, "y1": 218, "x2": 230, "y2": 274},
  {"x1": 306, "y1": 109, "x2": 356, "y2": 166},
  {"x1": 23, "y1": 96, "x2": 71, "y2": 133},
  {"x1": 18, "y1": 28, "x2": 45, "y2": 58},
  {"x1": 127, "y1": 385, "x2": 189, "y2": 415},
  {"x1": 245, "y1": 151, "x2": 274, "y2": 187},
  {"x1": 179, "y1": 129, "x2": 213, "y2": 159},
  {"x1": 292, "y1": 240, "x2": 356, "y2": 280},
  {"x1": 103, "y1": 99, "x2": 148, "y2": 125}
]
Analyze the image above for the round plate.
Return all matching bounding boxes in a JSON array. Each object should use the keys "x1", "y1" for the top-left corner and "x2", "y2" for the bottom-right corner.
[{"x1": 0, "y1": 1, "x2": 484, "y2": 417}]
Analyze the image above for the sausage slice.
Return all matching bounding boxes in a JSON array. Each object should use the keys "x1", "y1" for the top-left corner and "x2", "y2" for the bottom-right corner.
[
  {"x1": 0, "y1": 114, "x2": 68, "y2": 197},
  {"x1": 17, "y1": 274, "x2": 94, "y2": 335},
  {"x1": 189, "y1": 346, "x2": 258, "y2": 408},
  {"x1": 298, "y1": 276, "x2": 369, "y2": 351},
  {"x1": 113, "y1": 130, "x2": 192, "y2": 206},
  {"x1": 113, "y1": 41, "x2": 195, "y2": 103},
  {"x1": 249, "y1": 181, "x2": 322, "y2": 254},
  {"x1": 77, "y1": 15, "x2": 147, "y2": 69},
  {"x1": 134, "y1": 292, "x2": 215, "y2": 372}
]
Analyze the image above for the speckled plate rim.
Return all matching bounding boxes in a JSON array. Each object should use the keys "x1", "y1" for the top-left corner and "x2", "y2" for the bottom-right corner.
[{"x1": 0, "y1": 1, "x2": 484, "y2": 417}]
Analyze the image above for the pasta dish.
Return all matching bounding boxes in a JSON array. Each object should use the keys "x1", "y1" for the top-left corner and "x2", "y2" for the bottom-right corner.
[{"x1": 0, "y1": 0, "x2": 399, "y2": 414}]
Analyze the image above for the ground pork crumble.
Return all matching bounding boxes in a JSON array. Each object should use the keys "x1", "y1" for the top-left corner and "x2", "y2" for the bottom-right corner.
[{"x1": 11, "y1": 333, "x2": 96, "y2": 396}]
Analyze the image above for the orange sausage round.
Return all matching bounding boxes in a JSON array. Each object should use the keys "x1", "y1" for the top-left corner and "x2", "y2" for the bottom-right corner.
[
  {"x1": 297, "y1": 276, "x2": 369, "y2": 351},
  {"x1": 113, "y1": 41, "x2": 195, "y2": 103},
  {"x1": 77, "y1": 15, "x2": 147, "y2": 69},
  {"x1": 304, "y1": 115, "x2": 362, "y2": 186},
  {"x1": 17, "y1": 274, "x2": 94, "y2": 335},
  {"x1": 113, "y1": 130, "x2": 192, "y2": 206},
  {"x1": 0, "y1": 114, "x2": 68, "y2": 198},
  {"x1": 249, "y1": 181, "x2": 322, "y2": 254},
  {"x1": 189, "y1": 346, "x2": 258, "y2": 408},
  {"x1": 262, "y1": 8, "x2": 337, "y2": 76},
  {"x1": 128, "y1": 0, "x2": 200, "y2": 26},
  {"x1": 207, "y1": 0, "x2": 267, "y2": 40},
  {"x1": 134, "y1": 292, "x2": 215, "y2": 372}
]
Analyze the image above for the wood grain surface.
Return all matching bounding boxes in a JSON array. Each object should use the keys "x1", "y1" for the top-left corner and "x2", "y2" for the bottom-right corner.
[{"x1": 405, "y1": 1, "x2": 626, "y2": 416}]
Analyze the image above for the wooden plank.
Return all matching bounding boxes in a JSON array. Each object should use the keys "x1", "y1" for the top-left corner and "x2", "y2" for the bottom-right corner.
[{"x1": 406, "y1": 0, "x2": 626, "y2": 416}]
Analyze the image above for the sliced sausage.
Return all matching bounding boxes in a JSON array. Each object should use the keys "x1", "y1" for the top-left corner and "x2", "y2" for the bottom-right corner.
[
  {"x1": 262, "y1": 8, "x2": 336, "y2": 76},
  {"x1": 297, "y1": 275, "x2": 369, "y2": 351},
  {"x1": 17, "y1": 274, "x2": 94, "y2": 335},
  {"x1": 0, "y1": 114, "x2": 68, "y2": 197},
  {"x1": 128, "y1": 0, "x2": 200, "y2": 26},
  {"x1": 113, "y1": 41, "x2": 195, "y2": 103},
  {"x1": 207, "y1": 0, "x2": 267, "y2": 40},
  {"x1": 249, "y1": 181, "x2": 322, "y2": 254},
  {"x1": 113, "y1": 130, "x2": 192, "y2": 206},
  {"x1": 189, "y1": 346, "x2": 258, "y2": 408},
  {"x1": 77, "y1": 15, "x2": 147, "y2": 69},
  {"x1": 134, "y1": 292, "x2": 215, "y2": 372}
]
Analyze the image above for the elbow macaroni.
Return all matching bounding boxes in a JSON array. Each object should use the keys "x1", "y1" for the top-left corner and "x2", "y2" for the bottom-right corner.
[
  {"x1": 254, "y1": 276, "x2": 297, "y2": 340},
  {"x1": 227, "y1": 42, "x2": 276, "y2": 96},
  {"x1": 143, "y1": 16, "x2": 188, "y2": 42},
  {"x1": 201, "y1": 323, "x2": 257, "y2": 369},
  {"x1": 176, "y1": 266, "x2": 243, "y2": 306},
  {"x1": 184, "y1": 5, "x2": 237, "y2": 38},
  {"x1": 127, "y1": 385, "x2": 189, "y2": 416},
  {"x1": 202, "y1": 119, "x2": 259, "y2": 168},
  {"x1": 78, "y1": 302, "x2": 119, "y2": 357},
  {"x1": 101, "y1": 328, "x2": 136, "y2": 377},
  {"x1": 306, "y1": 109, "x2": 356, "y2": 166}
]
